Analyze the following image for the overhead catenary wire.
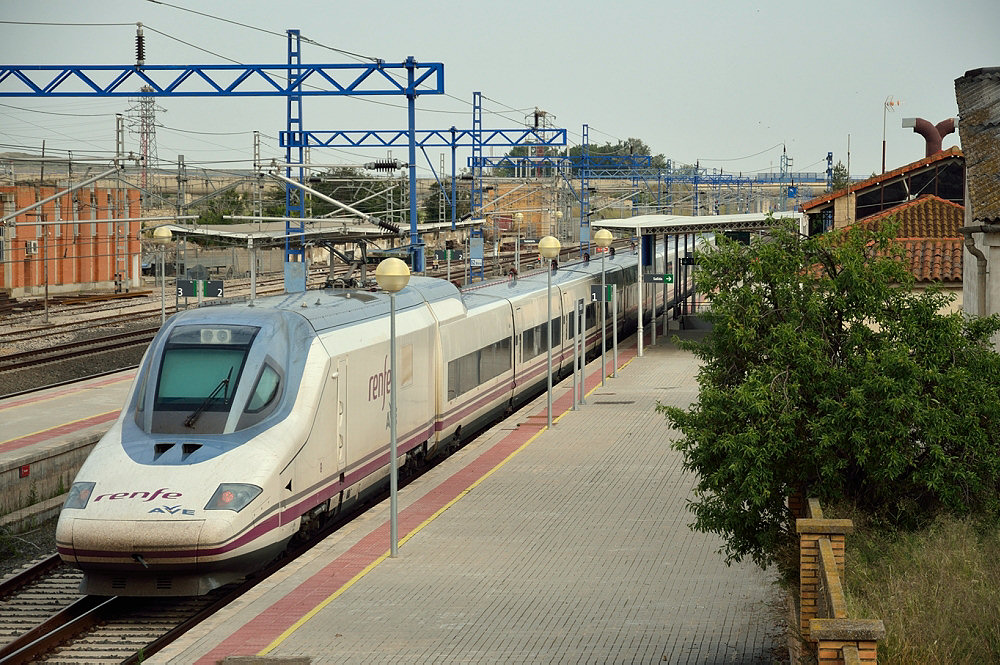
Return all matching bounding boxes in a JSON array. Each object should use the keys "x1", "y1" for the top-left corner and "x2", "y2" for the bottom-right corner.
[{"x1": 2, "y1": 11, "x2": 602, "y2": 180}]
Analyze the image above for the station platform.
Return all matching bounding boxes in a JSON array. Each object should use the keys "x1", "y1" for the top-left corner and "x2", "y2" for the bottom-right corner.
[
  {"x1": 0, "y1": 370, "x2": 134, "y2": 527},
  {"x1": 150, "y1": 331, "x2": 778, "y2": 664}
]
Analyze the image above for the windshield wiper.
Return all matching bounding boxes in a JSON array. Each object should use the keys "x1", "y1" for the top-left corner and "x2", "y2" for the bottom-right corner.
[{"x1": 184, "y1": 368, "x2": 233, "y2": 428}]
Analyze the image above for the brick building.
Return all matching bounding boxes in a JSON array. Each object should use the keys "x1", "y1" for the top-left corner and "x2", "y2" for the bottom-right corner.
[{"x1": 1, "y1": 184, "x2": 142, "y2": 298}]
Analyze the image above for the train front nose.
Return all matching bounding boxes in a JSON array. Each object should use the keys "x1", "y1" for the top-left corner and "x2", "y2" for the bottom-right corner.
[{"x1": 58, "y1": 516, "x2": 206, "y2": 570}]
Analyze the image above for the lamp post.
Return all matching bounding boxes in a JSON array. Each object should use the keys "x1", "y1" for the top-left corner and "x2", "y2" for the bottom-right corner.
[
  {"x1": 375, "y1": 257, "x2": 411, "y2": 557},
  {"x1": 538, "y1": 235, "x2": 560, "y2": 428},
  {"x1": 514, "y1": 212, "x2": 523, "y2": 274},
  {"x1": 594, "y1": 229, "x2": 612, "y2": 386},
  {"x1": 152, "y1": 226, "x2": 172, "y2": 325}
]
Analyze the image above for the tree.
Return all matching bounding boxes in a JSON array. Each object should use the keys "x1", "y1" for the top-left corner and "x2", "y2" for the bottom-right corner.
[
  {"x1": 195, "y1": 188, "x2": 250, "y2": 225},
  {"x1": 657, "y1": 218, "x2": 1000, "y2": 569},
  {"x1": 831, "y1": 160, "x2": 850, "y2": 191},
  {"x1": 422, "y1": 178, "x2": 471, "y2": 224},
  {"x1": 492, "y1": 137, "x2": 669, "y2": 178}
]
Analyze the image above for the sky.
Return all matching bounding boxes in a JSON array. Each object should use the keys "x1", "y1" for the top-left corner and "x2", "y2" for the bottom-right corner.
[{"x1": 0, "y1": 0, "x2": 997, "y2": 182}]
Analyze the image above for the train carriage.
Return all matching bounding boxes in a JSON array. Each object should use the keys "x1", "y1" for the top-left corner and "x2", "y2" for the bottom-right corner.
[{"x1": 56, "y1": 242, "x2": 679, "y2": 596}]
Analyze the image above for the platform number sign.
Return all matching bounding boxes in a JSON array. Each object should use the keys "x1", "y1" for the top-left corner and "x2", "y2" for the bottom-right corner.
[
  {"x1": 177, "y1": 279, "x2": 224, "y2": 298},
  {"x1": 590, "y1": 285, "x2": 613, "y2": 302}
]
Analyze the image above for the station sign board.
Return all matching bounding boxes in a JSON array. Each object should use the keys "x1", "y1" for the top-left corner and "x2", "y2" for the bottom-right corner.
[
  {"x1": 590, "y1": 285, "x2": 613, "y2": 302},
  {"x1": 643, "y1": 274, "x2": 674, "y2": 284},
  {"x1": 177, "y1": 279, "x2": 224, "y2": 298}
]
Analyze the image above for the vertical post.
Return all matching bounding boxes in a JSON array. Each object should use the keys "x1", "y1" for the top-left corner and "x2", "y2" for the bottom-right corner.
[
  {"x1": 650, "y1": 237, "x2": 656, "y2": 347},
  {"x1": 546, "y1": 263, "x2": 553, "y2": 428},
  {"x1": 662, "y1": 233, "x2": 667, "y2": 337},
  {"x1": 601, "y1": 249, "x2": 606, "y2": 385},
  {"x1": 612, "y1": 284, "x2": 618, "y2": 377},
  {"x1": 405, "y1": 56, "x2": 422, "y2": 273},
  {"x1": 450, "y1": 126, "x2": 457, "y2": 231},
  {"x1": 578, "y1": 299, "x2": 585, "y2": 404},
  {"x1": 42, "y1": 225, "x2": 49, "y2": 324},
  {"x1": 160, "y1": 247, "x2": 165, "y2": 324},
  {"x1": 389, "y1": 291, "x2": 399, "y2": 556},
  {"x1": 637, "y1": 227, "x2": 643, "y2": 357},
  {"x1": 572, "y1": 304, "x2": 578, "y2": 411},
  {"x1": 249, "y1": 237, "x2": 257, "y2": 305}
]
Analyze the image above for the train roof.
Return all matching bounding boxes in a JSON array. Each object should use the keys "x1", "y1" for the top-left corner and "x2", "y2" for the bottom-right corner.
[
  {"x1": 169, "y1": 250, "x2": 644, "y2": 332},
  {"x1": 174, "y1": 276, "x2": 466, "y2": 333},
  {"x1": 457, "y1": 253, "x2": 633, "y2": 307}
]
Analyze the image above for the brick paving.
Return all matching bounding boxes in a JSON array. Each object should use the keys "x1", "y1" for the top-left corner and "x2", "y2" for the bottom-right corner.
[{"x1": 151, "y1": 331, "x2": 779, "y2": 664}]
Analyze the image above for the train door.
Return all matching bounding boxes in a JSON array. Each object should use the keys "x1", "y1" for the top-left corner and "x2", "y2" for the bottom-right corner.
[
  {"x1": 513, "y1": 306, "x2": 524, "y2": 385},
  {"x1": 336, "y1": 357, "x2": 347, "y2": 470}
]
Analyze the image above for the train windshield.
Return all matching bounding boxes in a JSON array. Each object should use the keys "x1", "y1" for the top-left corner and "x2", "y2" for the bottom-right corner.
[{"x1": 150, "y1": 325, "x2": 259, "y2": 434}]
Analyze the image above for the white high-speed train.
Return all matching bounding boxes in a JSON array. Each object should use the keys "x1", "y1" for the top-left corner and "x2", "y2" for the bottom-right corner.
[{"x1": 56, "y1": 245, "x2": 679, "y2": 596}]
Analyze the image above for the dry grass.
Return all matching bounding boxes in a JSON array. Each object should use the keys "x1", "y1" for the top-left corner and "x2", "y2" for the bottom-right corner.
[{"x1": 843, "y1": 515, "x2": 1000, "y2": 664}]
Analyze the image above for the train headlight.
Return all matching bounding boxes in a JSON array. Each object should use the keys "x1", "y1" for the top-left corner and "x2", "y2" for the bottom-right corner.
[
  {"x1": 64, "y1": 482, "x2": 96, "y2": 509},
  {"x1": 205, "y1": 483, "x2": 262, "y2": 512}
]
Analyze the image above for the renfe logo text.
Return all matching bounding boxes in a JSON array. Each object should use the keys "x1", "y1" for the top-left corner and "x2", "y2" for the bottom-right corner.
[
  {"x1": 93, "y1": 488, "x2": 182, "y2": 502},
  {"x1": 368, "y1": 355, "x2": 391, "y2": 410}
]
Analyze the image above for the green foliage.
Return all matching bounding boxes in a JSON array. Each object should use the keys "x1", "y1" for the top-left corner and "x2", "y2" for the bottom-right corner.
[
  {"x1": 308, "y1": 167, "x2": 404, "y2": 219},
  {"x1": 658, "y1": 218, "x2": 1000, "y2": 568},
  {"x1": 422, "y1": 178, "x2": 471, "y2": 224},
  {"x1": 195, "y1": 189, "x2": 251, "y2": 225},
  {"x1": 831, "y1": 160, "x2": 850, "y2": 190},
  {"x1": 493, "y1": 137, "x2": 668, "y2": 178}
]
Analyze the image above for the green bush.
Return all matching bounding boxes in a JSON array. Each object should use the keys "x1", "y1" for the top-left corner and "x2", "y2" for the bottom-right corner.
[{"x1": 659, "y1": 218, "x2": 1000, "y2": 569}]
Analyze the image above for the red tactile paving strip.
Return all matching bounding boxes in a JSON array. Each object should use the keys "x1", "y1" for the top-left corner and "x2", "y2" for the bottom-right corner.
[{"x1": 195, "y1": 346, "x2": 638, "y2": 663}]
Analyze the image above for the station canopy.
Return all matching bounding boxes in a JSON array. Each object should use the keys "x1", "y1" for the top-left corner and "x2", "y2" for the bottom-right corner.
[{"x1": 592, "y1": 211, "x2": 806, "y2": 236}]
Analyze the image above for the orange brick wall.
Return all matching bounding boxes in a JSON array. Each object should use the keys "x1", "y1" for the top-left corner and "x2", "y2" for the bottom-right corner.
[{"x1": 1, "y1": 184, "x2": 140, "y2": 297}]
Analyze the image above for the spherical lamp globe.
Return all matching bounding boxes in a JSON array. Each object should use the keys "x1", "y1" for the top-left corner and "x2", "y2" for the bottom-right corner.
[
  {"x1": 152, "y1": 226, "x2": 172, "y2": 245},
  {"x1": 375, "y1": 257, "x2": 410, "y2": 293},
  {"x1": 594, "y1": 228, "x2": 612, "y2": 249},
  {"x1": 538, "y1": 235, "x2": 560, "y2": 259}
]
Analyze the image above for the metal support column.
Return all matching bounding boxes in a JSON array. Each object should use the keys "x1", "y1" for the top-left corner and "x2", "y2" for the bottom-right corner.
[
  {"x1": 471, "y1": 92, "x2": 483, "y2": 219},
  {"x1": 580, "y1": 124, "x2": 590, "y2": 254},
  {"x1": 450, "y1": 126, "x2": 457, "y2": 230},
  {"x1": 284, "y1": 30, "x2": 306, "y2": 290},
  {"x1": 405, "y1": 56, "x2": 423, "y2": 273}
]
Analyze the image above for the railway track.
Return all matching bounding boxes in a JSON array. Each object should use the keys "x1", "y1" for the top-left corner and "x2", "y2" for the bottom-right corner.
[
  {"x1": 0, "y1": 555, "x2": 84, "y2": 659},
  {"x1": 0, "y1": 485, "x2": 394, "y2": 664},
  {"x1": 0, "y1": 328, "x2": 159, "y2": 373}
]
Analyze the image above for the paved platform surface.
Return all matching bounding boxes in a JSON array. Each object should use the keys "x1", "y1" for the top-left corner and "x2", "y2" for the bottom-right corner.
[
  {"x1": 0, "y1": 370, "x2": 133, "y2": 462},
  {"x1": 151, "y1": 332, "x2": 778, "y2": 665}
]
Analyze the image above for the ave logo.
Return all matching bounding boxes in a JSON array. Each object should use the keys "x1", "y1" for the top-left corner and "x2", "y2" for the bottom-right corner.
[{"x1": 149, "y1": 505, "x2": 195, "y2": 516}]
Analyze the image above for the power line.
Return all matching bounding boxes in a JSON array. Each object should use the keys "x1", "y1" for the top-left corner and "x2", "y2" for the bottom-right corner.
[
  {"x1": 697, "y1": 143, "x2": 784, "y2": 162},
  {"x1": 143, "y1": 24, "x2": 243, "y2": 65},
  {"x1": 0, "y1": 103, "x2": 116, "y2": 118},
  {"x1": 0, "y1": 20, "x2": 132, "y2": 26},
  {"x1": 144, "y1": 0, "x2": 379, "y2": 63}
]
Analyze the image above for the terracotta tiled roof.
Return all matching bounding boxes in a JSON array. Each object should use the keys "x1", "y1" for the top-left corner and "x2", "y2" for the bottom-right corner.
[
  {"x1": 892, "y1": 238, "x2": 963, "y2": 283},
  {"x1": 800, "y1": 146, "x2": 964, "y2": 211},
  {"x1": 859, "y1": 195, "x2": 965, "y2": 238}
]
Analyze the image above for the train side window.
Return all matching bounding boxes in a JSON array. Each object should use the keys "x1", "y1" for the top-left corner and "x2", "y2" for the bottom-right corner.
[
  {"x1": 246, "y1": 364, "x2": 280, "y2": 413},
  {"x1": 448, "y1": 336, "x2": 513, "y2": 400}
]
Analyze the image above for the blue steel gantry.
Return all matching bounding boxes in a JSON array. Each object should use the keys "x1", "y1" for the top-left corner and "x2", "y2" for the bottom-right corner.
[{"x1": 0, "y1": 29, "x2": 445, "y2": 287}]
